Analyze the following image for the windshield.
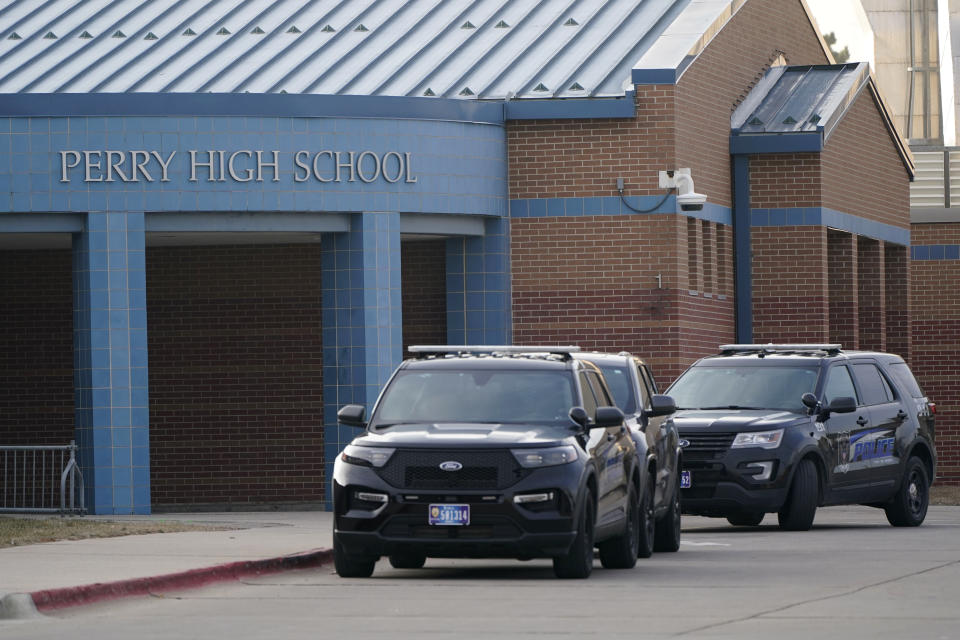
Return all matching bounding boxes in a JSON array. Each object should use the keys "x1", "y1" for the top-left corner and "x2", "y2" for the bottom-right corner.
[
  {"x1": 372, "y1": 369, "x2": 576, "y2": 426},
  {"x1": 667, "y1": 365, "x2": 819, "y2": 412}
]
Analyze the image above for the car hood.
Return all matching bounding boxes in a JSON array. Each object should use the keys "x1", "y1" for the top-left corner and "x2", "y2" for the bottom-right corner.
[
  {"x1": 672, "y1": 409, "x2": 807, "y2": 432},
  {"x1": 351, "y1": 422, "x2": 572, "y2": 448}
]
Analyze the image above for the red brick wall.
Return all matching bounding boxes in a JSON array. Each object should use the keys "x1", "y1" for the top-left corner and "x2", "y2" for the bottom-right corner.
[
  {"x1": 508, "y1": 84, "x2": 676, "y2": 199},
  {"x1": 401, "y1": 239, "x2": 447, "y2": 353},
  {"x1": 0, "y1": 249, "x2": 74, "y2": 446},
  {"x1": 675, "y1": 0, "x2": 831, "y2": 208},
  {"x1": 884, "y1": 243, "x2": 910, "y2": 359},
  {"x1": 857, "y1": 237, "x2": 886, "y2": 351},
  {"x1": 752, "y1": 226, "x2": 830, "y2": 342},
  {"x1": 828, "y1": 230, "x2": 859, "y2": 348},
  {"x1": 910, "y1": 223, "x2": 960, "y2": 483},
  {"x1": 749, "y1": 154, "x2": 821, "y2": 207},
  {"x1": 510, "y1": 215, "x2": 733, "y2": 384},
  {"x1": 146, "y1": 245, "x2": 325, "y2": 508},
  {"x1": 822, "y1": 90, "x2": 911, "y2": 228}
]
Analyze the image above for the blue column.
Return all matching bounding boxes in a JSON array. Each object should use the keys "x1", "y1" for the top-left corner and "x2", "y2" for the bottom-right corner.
[
  {"x1": 446, "y1": 217, "x2": 512, "y2": 344},
  {"x1": 73, "y1": 212, "x2": 150, "y2": 515},
  {"x1": 322, "y1": 212, "x2": 402, "y2": 503}
]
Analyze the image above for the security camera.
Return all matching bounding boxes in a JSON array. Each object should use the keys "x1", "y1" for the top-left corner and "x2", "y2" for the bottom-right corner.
[{"x1": 678, "y1": 191, "x2": 707, "y2": 212}]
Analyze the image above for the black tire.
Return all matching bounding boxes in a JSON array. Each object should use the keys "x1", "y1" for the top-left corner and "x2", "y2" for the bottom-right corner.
[
  {"x1": 885, "y1": 456, "x2": 930, "y2": 527},
  {"x1": 388, "y1": 553, "x2": 426, "y2": 569},
  {"x1": 777, "y1": 458, "x2": 818, "y2": 531},
  {"x1": 726, "y1": 512, "x2": 765, "y2": 527},
  {"x1": 636, "y1": 473, "x2": 656, "y2": 558},
  {"x1": 553, "y1": 492, "x2": 595, "y2": 579},
  {"x1": 598, "y1": 484, "x2": 639, "y2": 569},
  {"x1": 334, "y1": 533, "x2": 377, "y2": 578},
  {"x1": 654, "y1": 471, "x2": 682, "y2": 552}
]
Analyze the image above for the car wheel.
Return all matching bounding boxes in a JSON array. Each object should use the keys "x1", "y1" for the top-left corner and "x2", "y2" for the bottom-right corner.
[
  {"x1": 777, "y1": 458, "x2": 818, "y2": 531},
  {"x1": 334, "y1": 533, "x2": 377, "y2": 578},
  {"x1": 885, "y1": 456, "x2": 930, "y2": 527},
  {"x1": 636, "y1": 473, "x2": 656, "y2": 558},
  {"x1": 598, "y1": 484, "x2": 639, "y2": 569},
  {"x1": 388, "y1": 553, "x2": 427, "y2": 569},
  {"x1": 654, "y1": 471, "x2": 682, "y2": 552},
  {"x1": 553, "y1": 492, "x2": 595, "y2": 579},
  {"x1": 726, "y1": 512, "x2": 765, "y2": 527}
]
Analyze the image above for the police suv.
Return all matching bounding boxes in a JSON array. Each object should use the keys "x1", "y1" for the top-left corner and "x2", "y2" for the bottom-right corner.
[
  {"x1": 667, "y1": 344, "x2": 936, "y2": 530},
  {"x1": 332, "y1": 346, "x2": 642, "y2": 578}
]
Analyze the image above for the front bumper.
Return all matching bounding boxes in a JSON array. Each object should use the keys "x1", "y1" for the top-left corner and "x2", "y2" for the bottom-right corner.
[
  {"x1": 333, "y1": 461, "x2": 583, "y2": 559},
  {"x1": 680, "y1": 446, "x2": 794, "y2": 516}
]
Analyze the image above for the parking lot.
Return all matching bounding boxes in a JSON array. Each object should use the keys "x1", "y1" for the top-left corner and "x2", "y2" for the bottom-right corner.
[{"x1": 6, "y1": 505, "x2": 959, "y2": 640}]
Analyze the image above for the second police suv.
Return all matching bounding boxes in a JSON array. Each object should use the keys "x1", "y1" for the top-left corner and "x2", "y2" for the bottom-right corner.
[{"x1": 667, "y1": 344, "x2": 936, "y2": 530}]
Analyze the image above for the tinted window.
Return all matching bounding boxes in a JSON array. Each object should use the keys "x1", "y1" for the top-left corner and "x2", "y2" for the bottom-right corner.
[
  {"x1": 636, "y1": 366, "x2": 652, "y2": 407},
  {"x1": 579, "y1": 372, "x2": 598, "y2": 419},
  {"x1": 823, "y1": 365, "x2": 858, "y2": 406},
  {"x1": 667, "y1": 365, "x2": 819, "y2": 412},
  {"x1": 597, "y1": 365, "x2": 636, "y2": 414},
  {"x1": 374, "y1": 370, "x2": 575, "y2": 425},
  {"x1": 587, "y1": 371, "x2": 613, "y2": 407},
  {"x1": 888, "y1": 362, "x2": 925, "y2": 398},
  {"x1": 851, "y1": 363, "x2": 893, "y2": 406}
]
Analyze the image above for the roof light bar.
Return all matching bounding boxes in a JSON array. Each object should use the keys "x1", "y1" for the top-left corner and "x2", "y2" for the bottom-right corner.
[
  {"x1": 719, "y1": 344, "x2": 842, "y2": 353},
  {"x1": 409, "y1": 345, "x2": 580, "y2": 354}
]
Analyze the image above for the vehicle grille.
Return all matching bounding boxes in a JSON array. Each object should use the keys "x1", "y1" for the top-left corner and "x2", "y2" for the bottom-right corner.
[
  {"x1": 376, "y1": 449, "x2": 531, "y2": 490},
  {"x1": 681, "y1": 432, "x2": 736, "y2": 459}
]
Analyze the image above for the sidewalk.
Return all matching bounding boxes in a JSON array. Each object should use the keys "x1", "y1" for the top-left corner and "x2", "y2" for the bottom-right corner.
[{"x1": 0, "y1": 511, "x2": 334, "y2": 615}]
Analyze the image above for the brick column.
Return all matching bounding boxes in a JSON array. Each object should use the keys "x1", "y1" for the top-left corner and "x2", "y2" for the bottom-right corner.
[
  {"x1": 884, "y1": 243, "x2": 910, "y2": 359},
  {"x1": 857, "y1": 237, "x2": 886, "y2": 351},
  {"x1": 446, "y1": 217, "x2": 511, "y2": 345},
  {"x1": 828, "y1": 229, "x2": 859, "y2": 349},
  {"x1": 73, "y1": 212, "x2": 150, "y2": 515},
  {"x1": 321, "y1": 212, "x2": 402, "y2": 503}
]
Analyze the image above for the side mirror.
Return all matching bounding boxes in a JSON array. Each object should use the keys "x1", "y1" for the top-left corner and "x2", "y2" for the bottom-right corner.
[
  {"x1": 337, "y1": 404, "x2": 367, "y2": 428},
  {"x1": 827, "y1": 396, "x2": 857, "y2": 415},
  {"x1": 569, "y1": 406, "x2": 589, "y2": 428},
  {"x1": 594, "y1": 406, "x2": 625, "y2": 428},
  {"x1": 801, "y1": 393, "x2": 819, "y2": 413},
  {"x1": 646, "y1": 394, "x2": 677, "y2": 417}
]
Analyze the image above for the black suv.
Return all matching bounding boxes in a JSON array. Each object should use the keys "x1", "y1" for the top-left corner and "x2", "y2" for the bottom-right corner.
[
  {"x1": 333, "y1": 345, "x2": 641, "y2": 578},
  {"x1": 667, "y1": 344, "x2": 936, "y2": 530},
  {"x1": 572, "y1": 352, "x2": 682, "y2": 555}
]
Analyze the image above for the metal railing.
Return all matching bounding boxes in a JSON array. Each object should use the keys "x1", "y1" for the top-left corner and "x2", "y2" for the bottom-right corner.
[{"x1": 0, "y1": 441, "x2": 85, "y2": 514}]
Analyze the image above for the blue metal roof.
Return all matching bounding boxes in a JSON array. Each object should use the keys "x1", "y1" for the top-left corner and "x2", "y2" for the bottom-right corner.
[
  {"x1": 730, "y1": 62, "x2": 914, "y2": 176},
  {"x1": 0, "y1": 0, "x2": 741, "y2": 98}
]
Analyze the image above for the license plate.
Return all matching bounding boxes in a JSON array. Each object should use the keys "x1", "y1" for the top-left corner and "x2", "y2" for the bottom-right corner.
[
  {"x1": 681, "y1": 470, "x2": 692, "y2": 489},
  {"x1": 429, "y1": 503, "x2": 470, "y2": 526}
]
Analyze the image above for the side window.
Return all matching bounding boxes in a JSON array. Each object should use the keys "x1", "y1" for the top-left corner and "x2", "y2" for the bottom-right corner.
[
  {"x1": 587, "y1": 371, "x2": 613, "y2": 407},
  {"x1": 851, "y1": 363, "x2": 893, "y2": 406},
  {"x1": 641, "y1": 365, "x2": 659, "y2": 394},
  {"x1": 578, "y1": 372, "x2": 598, "y2": 420},
  {"x1": 887, "y1": 362, "x2": 925, "y2": 398},
  {"x1": 635, "y1": 366, "x2": 652, "y2": 408},
  {"x1": 823, "y1": 365, "x2": 859, "y2": 406}
]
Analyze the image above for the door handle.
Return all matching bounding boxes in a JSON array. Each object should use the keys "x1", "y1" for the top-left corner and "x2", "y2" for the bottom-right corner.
[
  {"x1": 895, "y1": 410, "x2": 908, "y2": 422},
  {"x1": 856, "y1": 416, "x2": 869, "y2": 426},
  {"x1": 607, "y1": 432, "x2": 616, "y2": 442}
]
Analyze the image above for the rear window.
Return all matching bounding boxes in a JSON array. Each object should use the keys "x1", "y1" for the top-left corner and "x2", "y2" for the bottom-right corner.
[{"x1": 887, "y1": 362, "x2": 925, "y2": 399}]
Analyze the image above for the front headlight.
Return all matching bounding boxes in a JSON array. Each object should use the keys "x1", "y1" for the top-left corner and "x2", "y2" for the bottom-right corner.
[
  {"x1": 731, "y1": 429, "x2": 784, "y2": 449},
  {"x1": 340, "y1": 444, "x2": 395, "y2": 467},
  {"x1": 511, "y1": 445, "x2": 579, "y2": 468}
]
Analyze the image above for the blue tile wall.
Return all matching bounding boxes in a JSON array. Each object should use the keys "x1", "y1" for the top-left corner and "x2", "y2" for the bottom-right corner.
[
  {"x1": 321, "y1": 212, "x2": 403, "y2": 505},
  {"x1": 73, "y1": 212, "x2": 150, "y2": 515},
  {"x1": 509, "y1": 196, "x2": 732, "y2": 225},
  {"x1": 750, "y1": 207, "x2": 910, "y2": 246},
  {"x1": 1, "y1": 116, "x2": 507, "y2": 217},
  {"x1": 446, "y1": 218, "x2": 512, "y2": 345},
  {"x1": 912, "y1": 244, "x2": 960, "y2": 260}
]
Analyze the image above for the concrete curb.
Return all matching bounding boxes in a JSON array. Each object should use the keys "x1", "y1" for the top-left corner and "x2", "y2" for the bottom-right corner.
[{"x1": 28, "y1": 548, "x2": 333, "y2": 613}]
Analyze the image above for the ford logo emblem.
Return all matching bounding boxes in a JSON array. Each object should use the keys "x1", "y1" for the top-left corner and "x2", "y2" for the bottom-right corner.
[
  {"x1": 439, "y1": 461, "x2": 463, "y2": 472},
  {"x1": 679, "y1": 439, "x2": 691, "y2": 449}
]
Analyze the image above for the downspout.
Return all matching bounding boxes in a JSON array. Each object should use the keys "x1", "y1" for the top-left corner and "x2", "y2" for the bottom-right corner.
[{"x1": 732, "y1": 154, "x2": 752, "y2": 343}]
